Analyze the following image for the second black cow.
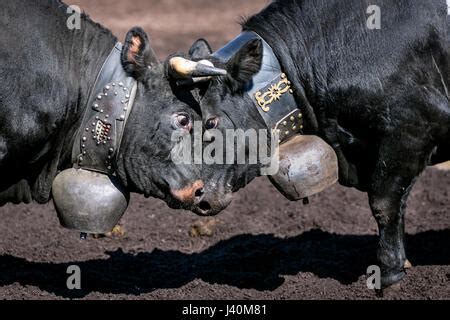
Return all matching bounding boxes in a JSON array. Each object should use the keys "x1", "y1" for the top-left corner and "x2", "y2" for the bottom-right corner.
[{"x1": 169, "y1": 0, "x2": 450, "y2": 288}]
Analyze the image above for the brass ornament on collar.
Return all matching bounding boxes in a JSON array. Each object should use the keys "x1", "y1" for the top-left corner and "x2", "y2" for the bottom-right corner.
[
  {"x1": 255, "y1": 73, "x2": 292, "y2": 112},
  {"x1": 274, "y1": 109, "x2": 303, "y2": 143}
]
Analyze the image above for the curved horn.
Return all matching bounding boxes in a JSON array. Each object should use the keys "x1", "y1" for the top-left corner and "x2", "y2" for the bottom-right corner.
[{"x1": 169, "y1": 57, "x2": 227, "y2": 78}]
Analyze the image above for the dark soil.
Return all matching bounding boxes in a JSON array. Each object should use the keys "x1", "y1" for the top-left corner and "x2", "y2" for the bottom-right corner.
[{"x1": 0, "y1": 0, "x2": 448, "y2": 300}]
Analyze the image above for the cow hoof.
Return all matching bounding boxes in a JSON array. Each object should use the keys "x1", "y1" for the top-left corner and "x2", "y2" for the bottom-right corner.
[
  {"x1": 106, "y1": 225, "x2": 126, "y2": 238},
  {"x1": 376, "y1": 281, "x2": 403, "y2": 298},
  {"x1": 381, "y1": 270, "x2": 406, "y2": 289},
  {"x1": 404, "y1": 259, "x2": 413, "y2": 269}
]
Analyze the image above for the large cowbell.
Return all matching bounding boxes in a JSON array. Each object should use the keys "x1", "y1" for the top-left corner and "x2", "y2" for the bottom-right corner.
[
  {"x1": 51, "y1": 43, "x2": 134, "y2": 234},
  {"x1": 52, "y1": 168, "x2": 130, "y2": 234},
  {"x1": 269, "y1": 135, "x2": 339, "y2": 201}
]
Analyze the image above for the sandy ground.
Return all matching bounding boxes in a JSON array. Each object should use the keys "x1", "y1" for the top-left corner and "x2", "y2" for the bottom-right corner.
[{"x1": 0, "y1": 0, "x2": 448, "y2": 300}]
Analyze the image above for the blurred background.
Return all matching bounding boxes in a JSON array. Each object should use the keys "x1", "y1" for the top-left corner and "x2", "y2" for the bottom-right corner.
[
  {"x1": 71, "y1": 0, "x2": 270, "y2": 57},
  {"x1": 0, "y1": 0, "x2": 448, "y2": 300}
]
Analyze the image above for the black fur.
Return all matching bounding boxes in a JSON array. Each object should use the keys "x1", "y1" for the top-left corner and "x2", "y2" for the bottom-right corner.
[
  {"x1": 0, "y1": 0, "x2": 202, "y2": 210},
  {"x1": 188, "y1": 0, "x2": 450, "y2": 288}
]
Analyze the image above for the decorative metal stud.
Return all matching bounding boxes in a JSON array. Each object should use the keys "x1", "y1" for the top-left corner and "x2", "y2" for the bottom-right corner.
[
  {"x1": 85, "y1": 128, "x2": 89, "y2": 131},
  {"x1": 112, "y1": 83, "x2": 116, "y2": 87},
  {"x1": 105, "y1": 85, "x2": 110, "y2": 90},
  {"x1": 298, "y1": 113, "x2": 302, "y2": 118},
  {"x1": 120, "y1": 115, "x2": 125, "y2": 120},
  {"x1": 118, "y1": 82, "x2": 123, "y2": 87},
  {"x1": 93, "y1": 103, "x2": 99, "y2": 108},
  {"x1": 125, "y1": 94, "x2": 130, "y2": 99},
  {"x1": 82, "y1": 151, "x2": 86, "y2": 155},
  {"x1": 290, "y1": 116, "x2": 295, "y2": 121},
  {"x1": 82, "y1": 137, "x2": 87, "y2": 142},
  {"x1": 282, "y1": 121, "x2": 287, "y2": 126},
  {"x1": 109, "y1": 148, "x2": 114, "y2": 154},
  {"x1": 123, "y1": 107, "x2": 128, "y2": 111},
  {"x1": 114, "y1": 92, "x2": 118, "y2": 96},
  {"x1": 105, "y1": 115, "x2": 109, "y2": 118},
  {"x1": 100, "y1": 109, "x2": 104, "y2": 113},
  {"x1": 104, "y1": 93, "x2": 108, "y2": 97},
  {"x1": 79, "y1": 156, "x2": 83, "y2": 161},
  {"x1": 292, "y1": 126, "x2": 297, "y2": 130},
  {"x1": 281, "y1": 73, "x2": 286, "y2": 79},
  {"x1": 285, "y1": 131, "x2": 289, "y2": 135},
  {"x1": 289, "y1": 89, "x2": 294, "y2": 94},
  {"x1": 95, "y1": 116, "x2": 99, "y2": 120},
  {"x1": 97, "y1": 95, "x2": 102, "y2": 100}
]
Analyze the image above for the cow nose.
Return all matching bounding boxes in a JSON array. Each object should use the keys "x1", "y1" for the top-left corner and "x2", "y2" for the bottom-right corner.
[
  {"x1": 192, "y1": 192, "x2": 232, "y2": 216},
  {"x1": 194, "y1": 187, "x2": 205, "y2": 199},
  {"x1": 170, "y1": 180, "x2": 204, "y2": 204}
]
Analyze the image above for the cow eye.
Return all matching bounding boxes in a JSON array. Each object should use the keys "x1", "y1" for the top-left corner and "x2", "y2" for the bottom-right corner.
[
  {"x1": 175, "y1": 114, "x2": 191, "y2": 130},
  {"x1": 205, "y1": 117, "x2": 219, "y2": 130}
]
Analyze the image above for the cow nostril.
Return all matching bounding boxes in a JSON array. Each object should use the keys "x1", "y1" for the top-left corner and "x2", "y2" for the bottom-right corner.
[
  {"x1": 195, "y1": 188, "x2": 205, "y2": 198},
  {"x1": 198, "y1": 201, "x2": 211, "y2": 212}
]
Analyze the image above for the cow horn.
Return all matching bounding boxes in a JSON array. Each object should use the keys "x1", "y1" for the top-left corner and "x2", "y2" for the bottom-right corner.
[{"x1": 169, "y1": 57, "x2": 227, "y2": 78}]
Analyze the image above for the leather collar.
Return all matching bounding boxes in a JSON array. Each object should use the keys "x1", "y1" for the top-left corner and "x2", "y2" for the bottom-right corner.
[
  {"x1": 212, "y1": 31, "x2": 303, "y2": 143},
  {"x1": 72, "y1": 43, "x2": 137, "y2": 174}
]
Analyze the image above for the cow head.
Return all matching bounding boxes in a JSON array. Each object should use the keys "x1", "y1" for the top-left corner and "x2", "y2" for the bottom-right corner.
[
  {"x1": 167, "y1": 38, "x2": 267, "y2": 215},
  {"x1": 167, "y1": 37, "x2": 339, "y2": 216},
  {"x1": 114, "y1": 27, "x2": 208, "y2": 210}
]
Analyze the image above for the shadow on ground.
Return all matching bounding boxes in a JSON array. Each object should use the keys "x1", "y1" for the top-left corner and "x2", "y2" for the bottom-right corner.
[{"x1": 0, "y1": 229, "x2": 448, "y2": 298}]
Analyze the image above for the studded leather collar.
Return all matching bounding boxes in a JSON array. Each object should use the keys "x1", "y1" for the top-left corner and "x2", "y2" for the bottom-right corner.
[
  {"x1": 212, "y1": 31, "x2": 303, "y2": 143},
  {"x1": 72, "y1": 43, "x2": 137, "y2": 175}
]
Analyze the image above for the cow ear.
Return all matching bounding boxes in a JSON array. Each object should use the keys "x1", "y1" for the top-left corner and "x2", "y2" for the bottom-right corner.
[
  {"x1": 225, "y1": 38, "x2": 263, "y2": 93},
  {"x1": 121, "y1": 27, "x2": 159, "y2": 81},
  {"x1": 189, "y1": 39, "x2": 213, "y2": 60}
]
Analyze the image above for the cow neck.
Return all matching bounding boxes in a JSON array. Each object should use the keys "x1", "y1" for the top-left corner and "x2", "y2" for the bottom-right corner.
[
  {"x1": 212, "y1": 31, "x2": 303, "y2": 143},
  {"x1": 72, "y1": 42, "x2": 137, "y2": 175}
]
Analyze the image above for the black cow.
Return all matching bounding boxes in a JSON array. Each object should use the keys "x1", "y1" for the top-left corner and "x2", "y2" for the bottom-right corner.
[
  {"x1": 0, "y1": 0, "x2": 208, "y2": 212},
  {"x1": 169, "y1": 0, "x2": 450, "y2": 288}
]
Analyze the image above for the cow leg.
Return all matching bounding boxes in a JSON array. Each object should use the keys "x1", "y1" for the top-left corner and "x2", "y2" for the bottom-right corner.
[
  {"x1": 369, "y1": 178, "x2": 412, "y2": 288},
  {"x1": 368, "y1": 140, "x2": 430, "y2": 288}
]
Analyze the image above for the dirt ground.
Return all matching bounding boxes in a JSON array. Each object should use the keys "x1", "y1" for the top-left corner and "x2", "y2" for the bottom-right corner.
[{"x1": 0, "y1": 0, "x2": 448, "y2": 300}]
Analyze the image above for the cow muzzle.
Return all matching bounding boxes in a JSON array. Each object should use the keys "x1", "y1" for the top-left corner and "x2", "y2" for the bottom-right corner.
[
  {"x1": 192, "y1": 191, "x2": 233, "y2": 216},
  {"x1": 170, "y1": 180, "x2": 232, "y2": 216},
  {"x1": 52, "y1": 168, "x2": 130, "y2": 234}
]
